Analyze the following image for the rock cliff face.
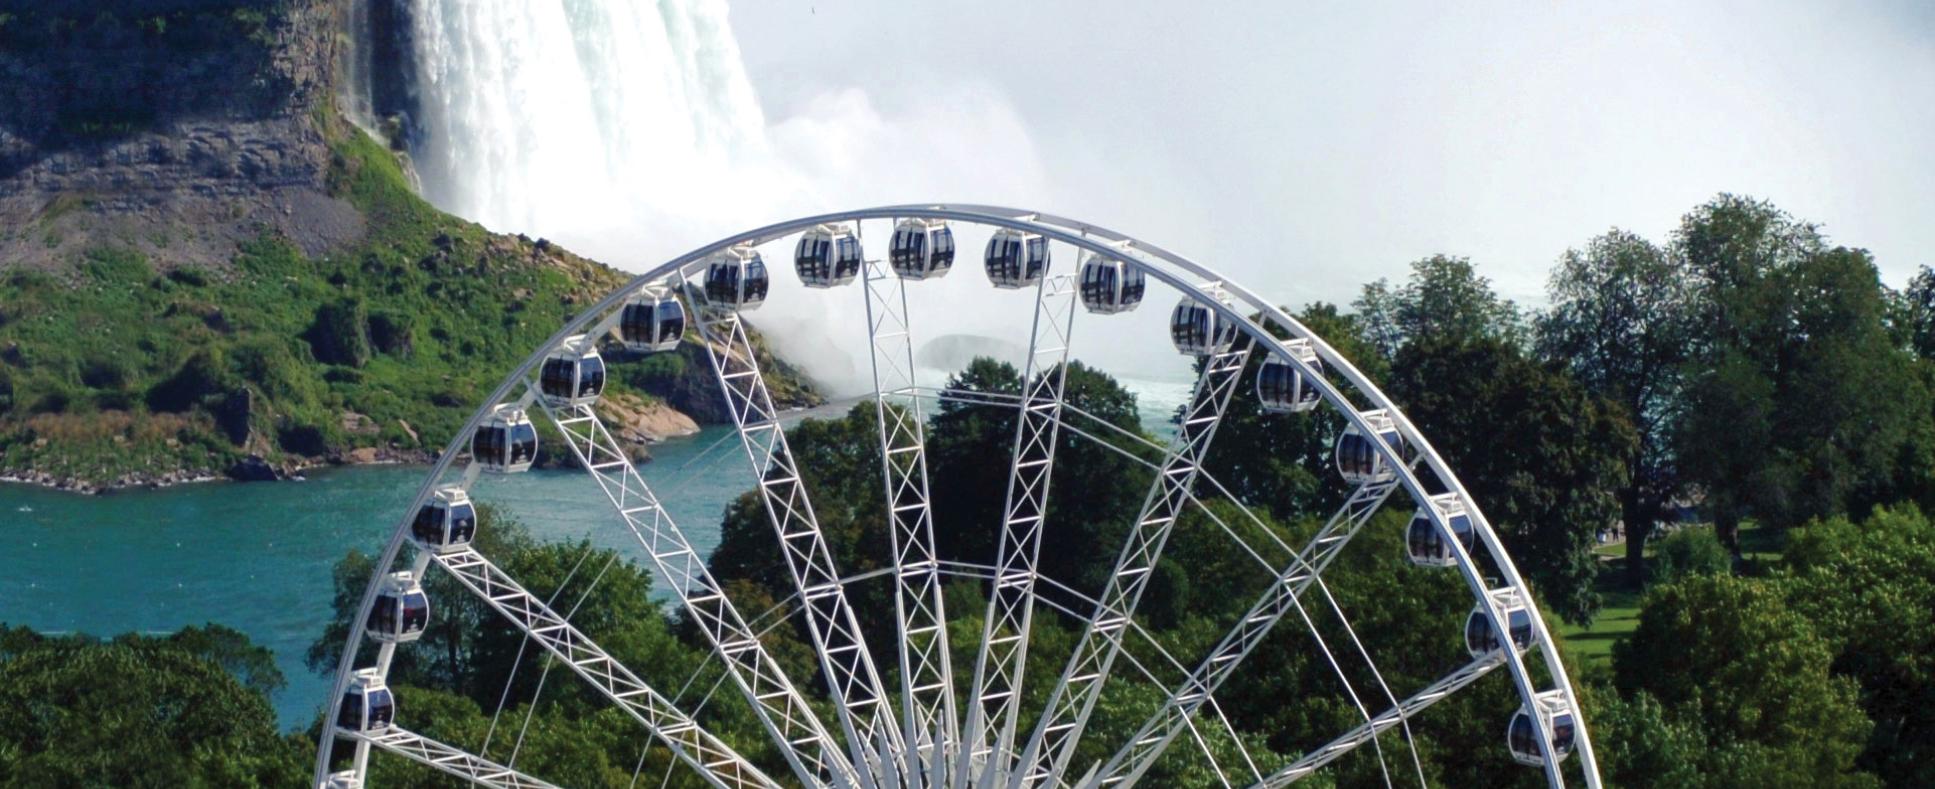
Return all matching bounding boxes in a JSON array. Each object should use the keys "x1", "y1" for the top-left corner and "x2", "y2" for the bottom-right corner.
[
  {"x1": 0, "y1": 0, "x2": 363, "y2": 269},
  {"x1": 0, "y1": 0, "x2": 822, "y2": 490}
]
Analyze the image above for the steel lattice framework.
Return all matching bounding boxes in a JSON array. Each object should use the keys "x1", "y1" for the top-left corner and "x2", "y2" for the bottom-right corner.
[{"x1": 314, "y1": 205, "x2": 1602, "y2": 789}]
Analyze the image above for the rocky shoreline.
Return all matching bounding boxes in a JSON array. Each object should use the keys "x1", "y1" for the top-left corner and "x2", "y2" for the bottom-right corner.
[{"x1": 0, "y1": 396, "x2": 706, "y2": 496}]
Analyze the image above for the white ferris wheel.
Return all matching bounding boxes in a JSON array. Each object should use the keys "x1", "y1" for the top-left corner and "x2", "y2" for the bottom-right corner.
[{"x1": 313, "y1": 205, "x2": 1602, "y2": 789}]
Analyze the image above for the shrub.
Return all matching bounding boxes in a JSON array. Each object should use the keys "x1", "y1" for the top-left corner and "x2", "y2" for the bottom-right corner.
[
  {"x1": 305, "y1": 297, "x2": 371, "y2": 368},
  {"x1": 1651, "y1": 527, "x2": 1732, "y2": 585}
]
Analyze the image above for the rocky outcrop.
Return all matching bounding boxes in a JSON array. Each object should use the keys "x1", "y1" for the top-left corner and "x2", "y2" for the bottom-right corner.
[
  {"x1": 597, "y1": 392, "x2": 699, "y2": 462},
  {"x1": 0, "y1": 0, "x2": 364, "y2": 269}
]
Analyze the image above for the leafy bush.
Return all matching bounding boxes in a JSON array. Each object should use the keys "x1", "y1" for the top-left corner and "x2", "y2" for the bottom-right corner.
[
  {"x1": 1650, "y1": 526, "x2": 1732, "y2": 585},
  {"x1": 304, "y1": 298, "x2": 371, "y2": 368}
]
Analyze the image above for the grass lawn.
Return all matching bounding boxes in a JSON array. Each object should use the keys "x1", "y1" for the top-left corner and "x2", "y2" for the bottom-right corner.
[{"x1": 1560, "y1": 522, "x2": 1784, "y2": 670}]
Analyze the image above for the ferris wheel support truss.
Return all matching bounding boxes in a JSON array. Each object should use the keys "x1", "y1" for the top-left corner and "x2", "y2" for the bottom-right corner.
[
  {"x1": 348, "y1": 726, "x2": 561, "y2": 789},
  {"x1": 427, "y1": 544, "x2": 778, "y2": 789},
  {"x1": 1085, "y1": 473, "x2": 1403, "y2": 787},
  {"x1": 533, "y1": 396, "x2": 860, "y2": 789},
  {"x1": 687, "y1": 282, "x2": 906, "y2": 787},
  {"x1": 1259, "y1": 655, "x2": 1504, "y2": 787},
  {"x1": 962, "y1": 272, "x2": 1079, "y2": 786},
  {"x1": 1017, "y1": 333, "x2": 1254, "y2": 786},
  {"x1": 862, "y1": 253, "x2": 960, "y2": 787}
]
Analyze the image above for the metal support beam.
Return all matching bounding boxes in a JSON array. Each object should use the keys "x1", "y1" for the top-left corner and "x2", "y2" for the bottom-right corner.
[
  {"x1": 429, "y1": 547, "x2": 779, "y2": 789},
  {"x1": 1086, "y1": 475, "x2": 1403, "y2": 787},
  {"x1": 536, "y1": 398, "x2": 859, "y2": 789},
  {"x1": 862, "y1": 254, "x2": 958, "y2": 787},
  {"x1": 349, "y1": 726, "x2": 561, "y2": 789},
  {"x1": 1017, "y1": 337, "x2": 1253, "y2": 786},
  {"x1": 1254, "y1": 656, "x2": 1503, "y2": 786},
  {"x1": 686, "y1": 281, "x2": 904, "y2": 787},
  {"x1": 962, "y1": 273, "x2": 1079, "y2": 786}
]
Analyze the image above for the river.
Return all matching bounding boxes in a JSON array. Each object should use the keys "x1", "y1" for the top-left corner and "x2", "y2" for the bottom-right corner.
[{"x1": 0, "y1": 378, "x2": 1191, "y2": 730}]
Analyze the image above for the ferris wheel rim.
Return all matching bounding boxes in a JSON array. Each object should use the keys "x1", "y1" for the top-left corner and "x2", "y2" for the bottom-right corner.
[{"x1": 313, "y1": 204, "x2": 1599, "y2": 789}]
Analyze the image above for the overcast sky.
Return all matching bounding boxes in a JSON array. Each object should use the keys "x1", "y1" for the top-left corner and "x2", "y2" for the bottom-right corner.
[{"x1": 728, "y1": 0, "x2": 1935, "y2": 309}]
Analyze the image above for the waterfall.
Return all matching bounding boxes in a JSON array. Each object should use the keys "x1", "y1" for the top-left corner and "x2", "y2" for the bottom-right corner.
[{"x1": 401, "y1": 0, "x2": 789, "y2": 262}]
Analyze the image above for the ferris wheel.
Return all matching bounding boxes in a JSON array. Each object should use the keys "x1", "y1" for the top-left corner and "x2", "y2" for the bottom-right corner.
[{"x1": 312, "y1": 205, "x2": 1602, "y2": 789}]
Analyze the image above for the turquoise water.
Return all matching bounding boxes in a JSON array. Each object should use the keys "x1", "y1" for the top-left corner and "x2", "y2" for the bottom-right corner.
[
  {"x1": 0, "y1": 425, "x2": 755, "y2": 730},
  {"x1": 0, "y1": 381, "x2": 1186, "y2": 730}
]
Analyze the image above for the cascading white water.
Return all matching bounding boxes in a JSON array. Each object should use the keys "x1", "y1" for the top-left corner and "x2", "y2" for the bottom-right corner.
[
  {"x1": 406, "y1": 0, "x2": 797, "y2": 262},
  {"x1": 395, "y1": 0, "x2": 1062, "y2": 392}
]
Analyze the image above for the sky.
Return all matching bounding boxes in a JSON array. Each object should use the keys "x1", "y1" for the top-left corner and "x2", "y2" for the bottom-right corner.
[{"x1": 728, "y1": 0, "x2": 1935, "y2": 310}]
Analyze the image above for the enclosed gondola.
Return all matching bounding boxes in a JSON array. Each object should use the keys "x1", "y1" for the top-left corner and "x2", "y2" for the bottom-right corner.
[
  {"x1": 366, "y1": 572, "x2": 430, "y2": 644},
  {"x1": 890, "y1": 218, "x2": 955, "y2": 280},
  {"x1": 1407, "y1": 493, "x2": 1477, "y2": 568},
  {"x1": 337, "y1": 669, "x2": 395, "y2": 734},
  {"x1": 1508, "y1": 691, "x2": 1579, "y2": 767},
  {"x1": 1257, "y1": 340, "x2": 1323, "y2": 414},
  {"x1": 539, "y1": 335, "x2": 606, "y2": 408},
  {"x1": 1465, "y1": 591, "x2": 1536, "y2": 658},
  {"x1": 324, "y1": 771, "x2": 364, "y2": 789},
  {"x1": 795, "y1": 224, "x2": 863, "y2": 288},
  {"x1": 704, "y1": 246, "x2": 769, "y2": 309},
  {"x1": 984, "y1": 229, "x2": 1050, "y2": 289},
  {"x1": 619, "y1": 291, "x2": 684, "y2": 353},
  {"x1": 1335, "y1": 409, "x2": 1402, "y2": 485},
  {"x1": 473, "y1": 406, "x2": 538, "y2": 473},
  {"x1": 1079, "y1": 254, "x2": 1146, "y2": 315},
  {"x1": 411, "y1": 486, "x2": 476, "y2": 554},
  {"x1": 1170, "y1": 296, "x2": 1238, "y2": 356}
]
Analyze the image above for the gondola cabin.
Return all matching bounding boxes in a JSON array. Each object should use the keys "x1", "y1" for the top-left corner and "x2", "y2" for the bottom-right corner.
[
  {"x1": 704, "y1": 246, "x2": 769, "y2": 309},
  {"x1": 795, "y1": 224, "x2": 863, "y2": 288},
  {"x1": 1170, "y1": 296, "x2": 1238, "y2": 356},
  {"x1": 1508, "y1": 692, "x2": 1578, "y2": 767},
  {"x1": 1407, "y1": 494, "x2": 1476, "y2": 568},
  {"x1": 366, "y1": 572, "x2": 430, "y2": 644},
  {"x1": 890, "y1": 218, "x2": 955, "y2": 280},
  {"x1": 1334, "y1": 409, "x2": 1402, "y2": 485},
  {"x1": 539, "y1": 335, "x2": 606, "y2": 408},
  {"x1": 474, "y1": 406, "x2": 537, "y2": 473},
  {"x1": 619, "y1": 292, "x2": 684, "y2": 353},
  {"x1": 337, "y1": 669, "x2": 395, "y2": 735},
  {"x1": 985, "y1": 229, "x2": 1050, "y2": 289},
  {"x1": 1464, "y1": 592, "x2": 1536, "y2": 658},
  {"x1": 1079, "y1": 254, "x2": 1146, "y2": 314},
  {"x1": 1257, "y1": 340, "x2": 1323, "y2": 414},
  {"x1": 323, "y1": 771, "x2": 363, "y2": 789},
  {"x1": 411, "y1": 487, "x2": 476, "y2": 554}
]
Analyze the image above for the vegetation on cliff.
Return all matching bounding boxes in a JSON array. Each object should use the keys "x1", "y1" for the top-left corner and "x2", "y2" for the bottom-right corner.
[{"x1": 0, "y1": 0, "x2": 820, "y2": 489}]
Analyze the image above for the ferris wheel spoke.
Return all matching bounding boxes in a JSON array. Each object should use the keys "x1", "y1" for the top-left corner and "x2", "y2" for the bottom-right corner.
[
  {"x1": 343, "y1": 726, "x2": 562, "y2": 789},
  {"x1": 962, "y1": 271, "x2": 1080, "y2": 786},
  {"x1": 933, "y1": 560, "x2": 1257, "y2": 789},
  {"x1": 533, "y1": 397, "x2": 862, "y2": 789},
  {"x1": 1254, "y1": 654, "x2": 1504, "y2": 787},
  {"x1": 425, "y1": 547, "x2": 778, "y2": 789},
  {"x1": 1084, "y1": 475, "x2": 1402, "y2": 788},
  {"x1": 685, "y1": 277, "x2": 904, "y2": 786},
  {"x1": 1017, "y1": 334, "x2": 1254, "y2": 787},
  {"x1": 862, "y1": 254, "x2": 959, "y2": 785}
]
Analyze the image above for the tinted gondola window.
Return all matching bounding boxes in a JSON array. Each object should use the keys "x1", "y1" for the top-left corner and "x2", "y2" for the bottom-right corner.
[
  {"x1": 578, "y1": 354, "x2": 606, "y2": 398},
  {"x1": 449, "y1": 502, "x2": 477, "y2": 544},
  {"x1": 510, "y1": 422, "x2": 537, "y2": 465}
]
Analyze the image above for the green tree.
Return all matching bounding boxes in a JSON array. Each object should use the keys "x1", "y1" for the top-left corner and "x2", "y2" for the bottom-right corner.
[
  {"x1": 1613, "y1": 575, "x2": 1876, "y2": 786},
  {"x1": 1647, "y1": 527, "x2": 1730, "y2": 586},
  {"x1": 305, "y1": 297, "x2": 373, "y2": 368},
  {"x1": 1388, "y1": 335, "x2": 1633, "y2": 623},
  {"x1": 1537, "y1": 228, "x2": 1694, "y2": 586},
  {"x1": 1353, "y1": 254, "x2": 1525, "y2": 359},
  {"x1": 0, "y1": 627, "x2": 306, "y2": 787},
  {"x1": 1783, "y1": 506, "x2": 1935, "y2": 787},
  {"x1": 1672, "y1": 195, "x2": 1935, "y2": 542}
]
